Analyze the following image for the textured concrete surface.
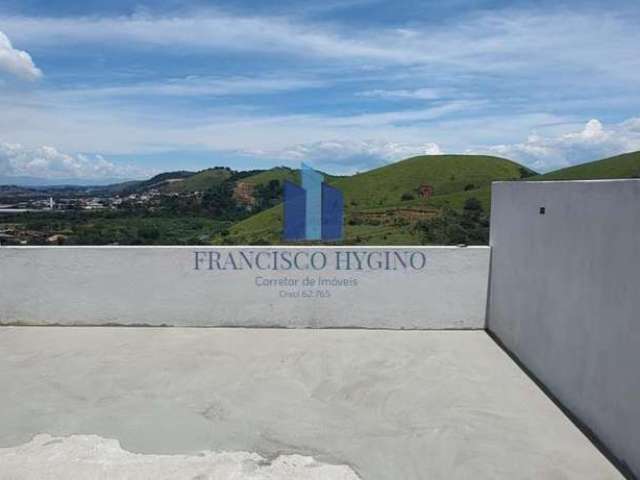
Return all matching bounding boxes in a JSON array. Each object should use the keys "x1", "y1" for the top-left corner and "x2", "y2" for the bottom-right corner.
[
  {"x1": 489, "y1": 180, "x2": 640, "y2": 477},
  {"x1": 0, "y1": 327, "x2": 621, "y2": 479},
  {"x1": 0, "y1": 246, "x2": 488, "y2": 329}
]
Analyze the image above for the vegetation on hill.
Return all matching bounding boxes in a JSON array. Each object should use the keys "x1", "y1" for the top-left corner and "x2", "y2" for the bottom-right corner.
[
  {"x1": 534, "y1": 151, "x2": 640, "y2": 181},
  {"x1": 122, "y1": 168, "x2": 238, "y2": 195},
  {"x1": 4, "y1": 150, "x2": 639, "y2": 246},
  {"x1": 141, "y1": 170, "x2": 195, "y2": 186},
  {"x1": 240, "y1": 167, "x2": 299, "y2": 187},
  {"x1": 122, "y1": 171, "x2": 194, "y2": 194},
  {"x1": 169, "y1": 167, "x2": 233, "y2": 193},
  {"x1": 415, "y1": 197, "x2": 489, "y2": 245},
  {"x1": 331, "y1": 154, "x2": 534, "y2": 208},
  {"x1": 218, "y1": 154, "x2": 533, "y2": 244},
  {"x1": 0, "y1": 210, "x2": 228, "y2": 245}
]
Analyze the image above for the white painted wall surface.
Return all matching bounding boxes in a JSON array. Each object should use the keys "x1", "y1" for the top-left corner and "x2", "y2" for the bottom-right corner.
[
  {"x1": 0, "y1": 246, "x2": 489, "y2": 329},
  {"x1": 488, "y1": 180, "x2": 640, "y2": 477}
]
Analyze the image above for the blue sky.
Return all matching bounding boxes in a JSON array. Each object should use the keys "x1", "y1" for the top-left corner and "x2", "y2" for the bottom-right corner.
[{"x1": 1, "y1": 0, "x2": 640, "y2": 181}]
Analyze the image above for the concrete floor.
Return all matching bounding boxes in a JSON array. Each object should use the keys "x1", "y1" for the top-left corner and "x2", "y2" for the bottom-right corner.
[{"x1": 0, "y1": 327, "x2": 622, "y2": 479}]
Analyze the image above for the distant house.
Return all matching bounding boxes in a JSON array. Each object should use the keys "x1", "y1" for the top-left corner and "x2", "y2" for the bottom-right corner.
[
  {"x1": 233, "y1": 182, "x2": 256, "y2": 206},
  {"x1": 418, "y1": 184, "x2": 434, "y2": 199},
  {"x1": 47, "y1": 234, "x2": 67, "y2": 245}
]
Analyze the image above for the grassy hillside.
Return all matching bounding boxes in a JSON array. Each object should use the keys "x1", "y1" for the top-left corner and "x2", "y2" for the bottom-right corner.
[
  {"x1": 332, "y1": 154, "x2": 533, "y2": 209},
  {"x1": 240, "y1": 166, "x2": 342, "y2": 187},
  {"x1": 241, "y1": 167, "x2": 299, "y2": 187},
  {"x1": 169, "y1": 168, "x2": 233, "y2": 192},
  {"x1": 217, "y1": 202, "x2": 442, "y2": 245},
  {"x1": 535, "y1": 151, "x2": 640, "y2": 181},
  {"x1": 121, "y1": 171, "x2": 194, "y2": 194},
  {"x1": 222, "y1": 205, "x2": 283, "y2": 244},
  {"x1": 426, "y1": 185, "x2": 492, "y2": 212},
  {"x1": 7, "y1": 150, "x2": 637, "y2": 247},
  {"x1": 217, "y1": 154, "x2": 531, "y2": 245},
  {"x1": 121, "y1": 168, "x2": 232, "y2": 194}
]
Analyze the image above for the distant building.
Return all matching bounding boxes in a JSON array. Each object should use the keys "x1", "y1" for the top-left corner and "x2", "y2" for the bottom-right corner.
[
  {"x1": 47, "y1": 234, "x2": 67, "y2": 245},
  {"x1": 418, "y1": 184, "x2": 434, "y2": 199},
  {"x1": 233, "y1": 182, "x2": 256, "y2": 205}
]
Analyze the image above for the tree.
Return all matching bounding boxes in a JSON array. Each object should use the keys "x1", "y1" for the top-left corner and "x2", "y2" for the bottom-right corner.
[
  {"x1": 519, "y1": 166, "x2": 536, "y2": 178},
  {"x1": 463, "y1": 197, "x2": 483, "y2": 213},
  {"x1": 253, "y1": 180, "x2": 283, "y2": 210},
  {"x1": 401, "y1": 192, "x2": 415, "y2": 201},
  {"x1": 415, "y1": 197, "x2": 489, "y2": 245},
  {"x1": 201, "y1": 182, "x2": 237, "y2": 218}
]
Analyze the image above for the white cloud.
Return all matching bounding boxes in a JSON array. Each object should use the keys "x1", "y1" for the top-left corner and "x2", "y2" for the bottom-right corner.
[
  {"x1": 0, "y1": 30, "x2": 41, "y2": 80},
  {"x1": 0, "y1": 9, "x2": 638, "y2": 172},
  {"x1": 0, "y1": 89, "x2": 475, "y2": 155},
  {"x1": 64, "y1": 76, "x2": 326, "y2": 98},
  {"x1": 2, "y1": 9, "x2": 640, "y2": 83},
  {"x1": 322, "y1": 101, "x2": 482, "y2": 128},
  {"x1": 0, "y1": 142, "x2": 148, "y2": 179},
  {"x1": 247, "y1": 139, "x2": 442, "y2": 173},
  {"x1": 358, "y1": 88, "x2": 445, "y2": 100},
  {"x1": 469, "y1": 118, "x2": 640, "y2": 172},
  {"x1": 0, "y1": 13, "x2": 406, "y2": 63}
]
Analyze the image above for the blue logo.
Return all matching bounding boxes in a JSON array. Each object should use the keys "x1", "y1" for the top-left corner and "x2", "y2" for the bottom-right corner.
[{"x1": 283, "y1": 163, "x2": 344, "y2": 241}]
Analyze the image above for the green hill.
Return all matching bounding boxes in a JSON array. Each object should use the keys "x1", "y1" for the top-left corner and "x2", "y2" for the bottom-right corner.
[
  {"x1": 169, "y1": 168, "x2": 233, "y2": 193},
  {"x1": 218, "y1": 154, "x2": 533, "y2": 245},
  {"x1": 241, "y1": 167, "x2": 299, "y2": 187},
  {"x1": 120, "y1": 168, "x2": 234, "y2": 194},
  {"x1": 122, "y1": 171, "x2": 194, "y2": 194},
  {"x1": 240, "y1": 166, "x2": 342, "y2": 188},
  {"x1": 535, "y1": 151, "x2": 640, "y2": 181},
  {"x1": 332, "y1": 154, "x2": 532, "y2": 208}
]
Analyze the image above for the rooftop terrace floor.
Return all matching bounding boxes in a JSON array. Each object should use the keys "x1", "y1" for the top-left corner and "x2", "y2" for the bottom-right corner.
[{"x1": 0, "y1": 327, "x2": 622, "y2": 479}]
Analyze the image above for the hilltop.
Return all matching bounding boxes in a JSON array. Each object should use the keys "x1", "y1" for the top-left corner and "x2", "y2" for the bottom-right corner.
[
  {"x1": 240, "y1": 167, "x2": 299, "y2": 187},
  {"x1": 332, "y1": 154, "x2": 533, "y2": 208},
  {"x1": 3, "y1": 150, "x2": 639, "y2": 246},
  {"x1": 220, "y1": 151, "x2": 640, "y2": 245},
  {"x1": 121, "y1": 168, "x2": 235, "y2": 194},
  {"x1": 121, "y1": 171, "x2": 194, "y2": 193},
  {"x1": 534, "y1": 150, "x2": 640, "y2": 181},
  {"x1": 220, "y1": 154, "x2": 535, "y2": 245}
]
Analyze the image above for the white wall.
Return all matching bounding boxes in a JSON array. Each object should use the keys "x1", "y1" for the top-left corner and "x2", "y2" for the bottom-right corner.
[
  {"x1": 488, "y1": 179, "x2": 640, "y2": 477},
  {"x1": 0, "y1": 246, "x2": 489, "y2": 329}
]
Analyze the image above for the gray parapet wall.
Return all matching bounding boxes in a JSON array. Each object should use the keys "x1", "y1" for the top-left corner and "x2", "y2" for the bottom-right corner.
[
  {"x1": 0, "y1": 246, "x2": 489, "y2": 329},
  {"x1": 487, "y1": 179, "x2": 640, "y2": 478}
]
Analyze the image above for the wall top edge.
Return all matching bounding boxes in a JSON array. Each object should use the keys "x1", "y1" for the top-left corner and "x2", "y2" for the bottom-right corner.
[
  {"x1": 0, "y1": 245, "x2": 490, "y2": 250},
  {"x1": 492, "y1": 179, "x2": 640, "y2": 185}
]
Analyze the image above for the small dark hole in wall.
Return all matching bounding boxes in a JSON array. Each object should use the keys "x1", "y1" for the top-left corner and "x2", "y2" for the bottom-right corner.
[{"x1": 539, "y1": 207, "x2": 546, "y2": 215}]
